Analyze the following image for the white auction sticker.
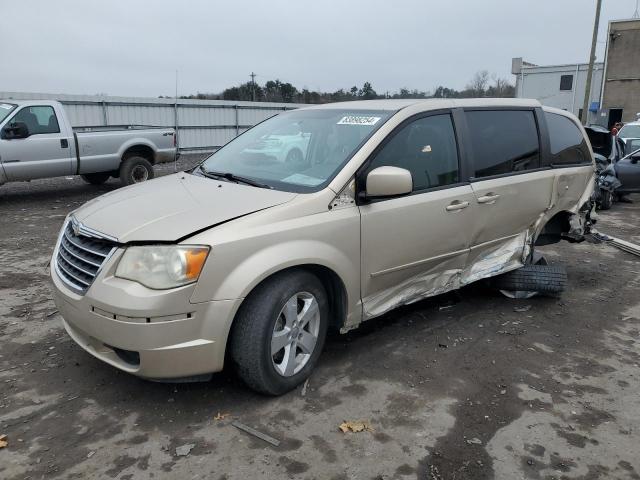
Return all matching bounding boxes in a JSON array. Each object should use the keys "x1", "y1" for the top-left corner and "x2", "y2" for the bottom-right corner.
[{"x1": 337, "y1": 115, "x2": 381, "y2": 126}]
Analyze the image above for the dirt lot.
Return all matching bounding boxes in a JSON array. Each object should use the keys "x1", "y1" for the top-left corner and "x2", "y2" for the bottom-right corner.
[{"x1": 1, "y1": 157, "x2": 639, "y2": 480}]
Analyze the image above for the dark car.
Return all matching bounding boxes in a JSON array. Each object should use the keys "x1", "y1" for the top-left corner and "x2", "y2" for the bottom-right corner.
[{"x1": 585, "y1": 125, "x2": 640, "y2": 197}]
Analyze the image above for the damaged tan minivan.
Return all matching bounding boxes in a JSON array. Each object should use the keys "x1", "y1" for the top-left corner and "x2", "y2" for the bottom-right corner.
[{"x1": 51, "y1": 99, "x2": 595, "y2": 394}]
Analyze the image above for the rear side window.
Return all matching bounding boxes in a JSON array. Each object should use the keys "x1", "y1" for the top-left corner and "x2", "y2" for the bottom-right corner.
[
  {"x1": 465, "y1": 110, "x2": 540, "y2": 178},
  {"x1": 11, "y1": 106, "x2": 60, "y2": 135},
  {"x1": 544, "y1": 112, "x2": 591, "y2": 165}
]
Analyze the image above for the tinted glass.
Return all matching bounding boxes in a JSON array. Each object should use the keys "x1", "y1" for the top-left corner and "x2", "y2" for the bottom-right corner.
[
  {"x1": 12, "y1": 106, "x2": 60, "y2": 135},
  {"x1": 545, "y1": 112, "x2": 591, "y2": 165},
  {"x1": 200, "y1": 109, "x2": 392, "y2": 192},
  {"x1": 466, "y1": 110, "x2": 540, "y2": 178},
  {"x1": 367, "y1": 114, "x2": 459, "y2": 191},
  {"x1": 619, "y1": 124, "x2": 640, "y2": 138}
]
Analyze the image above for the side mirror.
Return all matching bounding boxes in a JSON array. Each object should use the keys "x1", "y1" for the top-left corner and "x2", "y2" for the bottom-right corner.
[
  {"x1": 365, "y1": 166, "x2": 413, "y2": 198},
  {"x1": 631, "y1": 151, "x2": 640, "y2": 164},
  {"x1": 2, "y1": 121, "x2": 30, "y2": 139}
]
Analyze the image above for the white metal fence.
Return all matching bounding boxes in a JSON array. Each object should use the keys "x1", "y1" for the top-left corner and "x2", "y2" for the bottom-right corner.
[{"x1": 0, "y1": 92, "x2": 307, "y2": 152}]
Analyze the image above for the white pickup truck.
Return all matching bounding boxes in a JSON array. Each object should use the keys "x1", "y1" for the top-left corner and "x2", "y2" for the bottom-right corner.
[{"x1": 0, "y1": 100, "x2": 177, "y2": 187}]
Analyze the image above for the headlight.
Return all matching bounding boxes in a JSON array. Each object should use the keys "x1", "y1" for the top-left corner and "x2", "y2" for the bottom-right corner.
[{"x1": 115, "y1": 245, "x2": 210, "y2": 289}]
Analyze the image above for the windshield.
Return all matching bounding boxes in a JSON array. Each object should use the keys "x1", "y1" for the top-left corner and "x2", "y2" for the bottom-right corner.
[
  {"x1": 0, "y1": 103, "x2": 17, "y2": 124},
  {"x1": 198, "y1": 108, "x2": 393, "y2": 192},
  {"x1": 619, "y1": 124, "x2": 640, "y2": 139}
]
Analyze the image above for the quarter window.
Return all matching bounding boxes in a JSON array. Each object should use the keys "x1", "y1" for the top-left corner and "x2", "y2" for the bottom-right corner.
[
  {"x1": 545, "y1": 112, "x2": 591, "y2": 165},
  {"x1": 367, "y1": 114, "x2": 459, "y2": 192},
  {"x1": 11, "y1": 106, "x2": 60, "y2": 135},
  {"x1": 465, "y1": 110, "x2": 540, "y2": 178}
]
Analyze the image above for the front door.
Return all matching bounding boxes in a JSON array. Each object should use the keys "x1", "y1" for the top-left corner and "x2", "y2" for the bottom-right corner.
[
  {"x1": 0, "y1": 105, "x2": 73, "y2": 181},
  {"x1": 359, "y1": 112, "x2": 475, "y2": 319},
  {"x1": 616, "y1": 154, "x2": 640, "y2": 193}
]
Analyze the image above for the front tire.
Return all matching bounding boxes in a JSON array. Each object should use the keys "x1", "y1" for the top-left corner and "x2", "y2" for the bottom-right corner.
[
  {"x1": 599, "y1": 189, "x2": 613, "y2": 210},
  {"x1": 230, "y1": 270, "x2": 329, "y2": 395},
  {"x1": 119, "y1": 156, "x2": 154, "y2": 186},
  {"x1": 80, "y1": 172, "x2": 110, "y2": 185}
]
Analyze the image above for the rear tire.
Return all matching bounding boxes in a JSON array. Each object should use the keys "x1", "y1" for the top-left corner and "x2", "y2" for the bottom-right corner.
[
  {"x1": 119, "y1": 156, "x2": 154, "y2": 186},
  {"x1": 491, "y1": 264, "x2": 567, "y2": 297},
  {"x1": 230, "y1": 270, "x2": 329, "y2": 395},
  {"x1": 80, "y1": 172, "x2": 110, "y2": 185}
]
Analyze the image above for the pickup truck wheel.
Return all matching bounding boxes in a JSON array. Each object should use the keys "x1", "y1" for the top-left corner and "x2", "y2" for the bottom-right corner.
[
  {"x1": 285, "y1": 148, "x2": 304, "y2": 165},
  {"x1": 119, "y1": 156, "x2": 154, "y2": 186},
  {"x1": 80, "y1": 172, "x2": 110, "y2": 185},
  {"x1": 230, "y1": 271, "x2": 329, "y2": 395}
]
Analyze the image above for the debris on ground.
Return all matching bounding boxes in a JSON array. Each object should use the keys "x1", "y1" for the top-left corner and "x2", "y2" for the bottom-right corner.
[
  {"x1": 0, "y1": 434, "x2": 7, "y2": 448},
  {"x1": 339, "y1": 420, "x2": 373, "y2": 433},
  {"x1": 232, "y1": 421, "x2": 281, "y2": 447},
  {"x1": 466, "y1": 437, "x2": 482, "y2": 445},
  {"x1": 175, "y1": 443, "x2": 195, "y2": 457},
  {"x1": 87, "y1": 451, "x2": 95, "y2": 458},
  {"x1": 214, "y1": 412, "x2": 230, "y2": 421},
  {"x1": 45, "y1": 310, "x2": 58, "y2": 318},
  {"x1": 514, "y1": 305, "x2": 532, "y2": 313},
  {"x1": 301, "y1": 379, "x2": 309, "y2": 397}
]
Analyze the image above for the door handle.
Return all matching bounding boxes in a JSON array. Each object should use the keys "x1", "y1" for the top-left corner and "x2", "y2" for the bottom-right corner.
[
  {"x1": 477, "y1": 193, "x2": 501, "y2": 204},
  {"x1": 445, "y1": 200, "x2": 470, "y2": 212}
]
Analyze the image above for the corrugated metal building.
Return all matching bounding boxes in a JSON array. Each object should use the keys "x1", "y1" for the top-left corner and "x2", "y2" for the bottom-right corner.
[
  {"x1": 0, "y1": 91, "x2": 308, "y2": 152},
  {"x1": 512, "y1": 57, "x2": 604, "y2": 122},
  {"x1": 601, "y1": 18, "x2": 640, "y2": 125}
]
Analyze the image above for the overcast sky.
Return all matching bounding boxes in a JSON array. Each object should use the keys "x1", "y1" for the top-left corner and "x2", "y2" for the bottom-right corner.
[{"x1": 2, "y1": 0, "x2": 638, "y2": 98}]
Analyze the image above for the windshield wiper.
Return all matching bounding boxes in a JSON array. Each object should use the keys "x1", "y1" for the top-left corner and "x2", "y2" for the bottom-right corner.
[{"x1": 198, "y1": 165, "x2": 272, "y2": 189}]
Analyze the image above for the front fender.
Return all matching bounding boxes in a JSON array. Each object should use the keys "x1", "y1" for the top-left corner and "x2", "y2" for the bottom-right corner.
[{"x1": 197, "y1": 239, "x2": 357, "y2": 301}]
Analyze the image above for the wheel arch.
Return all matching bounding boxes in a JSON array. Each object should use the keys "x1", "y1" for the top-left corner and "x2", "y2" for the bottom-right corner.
[
  {"x1": 236, "y1": 263, "x2": 348, "y2": 331},
  {"x1": 534, "y1": 210, "x2": 580, "y2": 246},
  {"x1": 120, "y1": 141, "x2": 156, "y2": 164}
]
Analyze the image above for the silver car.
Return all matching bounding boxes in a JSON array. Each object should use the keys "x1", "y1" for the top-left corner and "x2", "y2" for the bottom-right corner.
[{"x1": 51, "y1": 99, "x2": 594, "y2": 395}]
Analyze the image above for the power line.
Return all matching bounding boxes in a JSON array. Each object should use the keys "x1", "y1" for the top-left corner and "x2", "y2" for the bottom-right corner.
[{"x1": 633, "y1": 0, "x2": 639, "y2": 18}]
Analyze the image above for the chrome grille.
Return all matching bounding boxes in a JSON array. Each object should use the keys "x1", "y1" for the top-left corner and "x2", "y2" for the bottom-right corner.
[{"x1": 55, "y1": 221, "x2": 116, "y2": 293}]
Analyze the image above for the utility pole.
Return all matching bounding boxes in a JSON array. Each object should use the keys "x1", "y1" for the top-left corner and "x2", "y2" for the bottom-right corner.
[
  {"x1": 250, "y1": 72, "x2": 256, "y2": 102},
  {"x1": 581, "y1": 0, "x2": 602, "y2": 125}
]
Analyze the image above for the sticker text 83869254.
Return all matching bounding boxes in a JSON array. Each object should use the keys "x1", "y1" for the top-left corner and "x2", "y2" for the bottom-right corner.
[{"x1": 337, "y1": 116, "x2": 381, "y2": 126}]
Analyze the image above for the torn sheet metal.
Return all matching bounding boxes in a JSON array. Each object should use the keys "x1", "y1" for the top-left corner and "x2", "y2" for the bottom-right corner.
[
  {"x1": 461, "y1": 231, "x2": 529, "y2": 286},
  {"x1": 362, "y1": 231, "x2": 530, "y2": 319}
]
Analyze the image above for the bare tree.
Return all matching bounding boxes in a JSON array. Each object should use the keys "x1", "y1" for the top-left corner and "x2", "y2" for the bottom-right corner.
[
  {"x1": 488, "y1": 74, "x2": 515, "y2": 98},
  {"x1": 467, "y1": 70, "x2": 490, "y2": 97}
]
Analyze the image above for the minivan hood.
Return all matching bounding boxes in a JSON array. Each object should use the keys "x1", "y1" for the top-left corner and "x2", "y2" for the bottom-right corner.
[{"x1": 73, "y1": 173, "x2": 297, "y2": 243}]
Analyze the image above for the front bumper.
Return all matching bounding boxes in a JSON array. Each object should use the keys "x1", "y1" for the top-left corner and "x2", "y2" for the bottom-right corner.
[{"x1": 51, "y1": 257, "x2": 242, "y2": 379}]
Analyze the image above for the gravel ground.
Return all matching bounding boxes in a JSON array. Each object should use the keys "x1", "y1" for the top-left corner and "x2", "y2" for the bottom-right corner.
[{"x1": 1, "y1": 159, "x2": 639, "y2": 480}]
